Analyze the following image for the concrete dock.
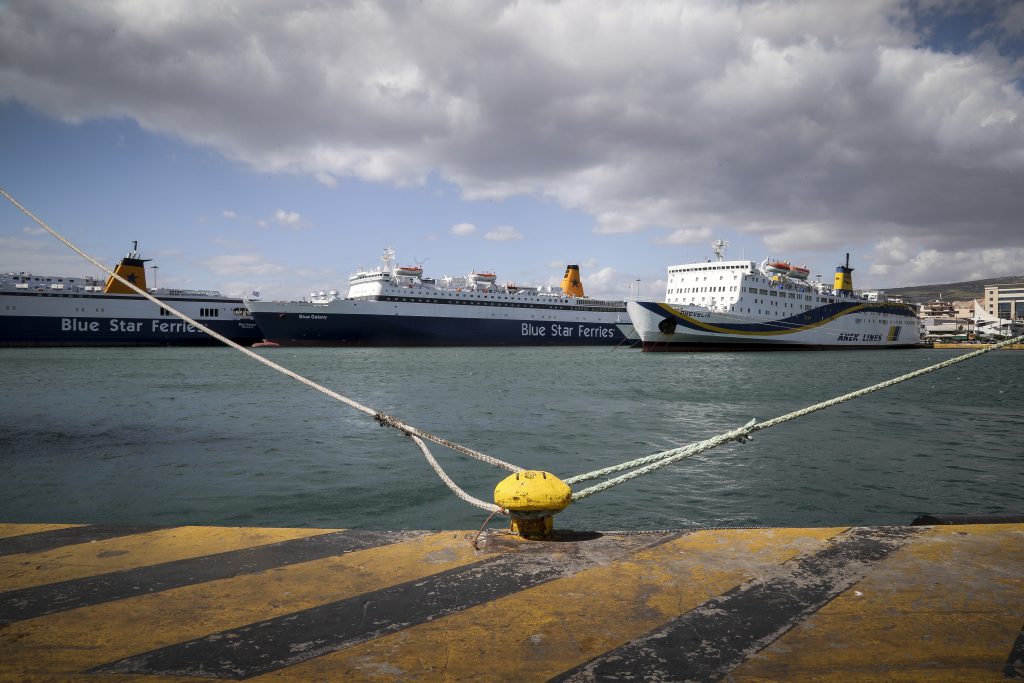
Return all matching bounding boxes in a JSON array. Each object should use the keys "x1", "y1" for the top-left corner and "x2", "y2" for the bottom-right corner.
[
  {"x1": 1, "y1": 520, "x2": 1022, "y2": 681},
  {"x1": 932, "y1": 342, "x2": 1024, "y2": 350}
]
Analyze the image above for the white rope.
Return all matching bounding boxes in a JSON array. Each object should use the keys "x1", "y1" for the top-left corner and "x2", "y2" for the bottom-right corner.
[
  {"x1": 569, "y1": 331, "x2": 1024, "y2": 500},
  {"x1": 409, "y1": 435, "x2": 504, "y2": 514},
  {"x1": 6, "y1": 184, "x2": 1017, "y2": 515},
  {"x1": 0, "y1": 187, "x2": 522, "y2": 492}
]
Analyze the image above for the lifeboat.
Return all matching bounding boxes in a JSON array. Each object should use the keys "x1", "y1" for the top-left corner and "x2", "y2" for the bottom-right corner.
[
  {"x1": 469, "y1": 271, "x2": 497, "y2": 283},
  {"x1": 395, "y1": 265, "x2": 423, "y2": 277},
  {"x1": 788, "y1": 264, "x2": 810, "y2": 280},
  {"x1": 765, "y1": 260, "x2": 791, "y2": 275}
]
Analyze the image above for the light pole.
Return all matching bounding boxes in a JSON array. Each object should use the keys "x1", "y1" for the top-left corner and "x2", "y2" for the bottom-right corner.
[
  {"x1": 150, "y1": 265, "x2": 159, "y2": 290},
  {"x1": 635, "y1": 279, "x2": 641, "y2": 300}
]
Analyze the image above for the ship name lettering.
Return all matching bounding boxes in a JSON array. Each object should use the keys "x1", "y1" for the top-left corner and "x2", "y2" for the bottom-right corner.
[
  {"x1": 109, "y1": 319, "x2": 143, "y2": 332},
  {"x1": 61, "y1": 317, "x2": 99, "y2": 332},
  {"x1": 551, "y1": 324, "x2": 574, "y2": 337},
  {"x1": 578, "y1": 325, "x2": 613, "y2": 338},
  {"x1": 837, "y1": 332, "x2": 860, "y2": 342},
  {"x1": 521, "y1": 323, "x2": 547, "y2": 337},
  {"x1": 151, "y1": 320, "x2": 198, "y2": 333}
]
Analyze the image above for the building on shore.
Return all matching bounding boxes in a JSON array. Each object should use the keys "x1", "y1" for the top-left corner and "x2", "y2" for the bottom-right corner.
[
  {"x1": 983, "y1": 283, "x2": 1024, "y2": 321},
  {"x1": 919, "y1": 289, "x2": 1023, "y2": 341}
]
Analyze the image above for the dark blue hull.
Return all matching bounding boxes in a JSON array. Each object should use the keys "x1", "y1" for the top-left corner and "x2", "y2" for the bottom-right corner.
[
  {"x1": 0, "y1": 314, "x2": 262, "y2": 347},
  {"x1": 252, "y1": 311, "x2": 628, "y2": 346}
]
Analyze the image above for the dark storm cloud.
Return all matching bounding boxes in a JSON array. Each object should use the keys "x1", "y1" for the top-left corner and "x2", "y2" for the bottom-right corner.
[{"x1": 1, "y1": 0, "x2": 1021, "y2": 281}]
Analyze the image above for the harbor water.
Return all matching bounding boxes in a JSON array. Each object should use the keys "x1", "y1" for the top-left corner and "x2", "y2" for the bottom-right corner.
[{"x1": 0, "y1": 346, "x2": 1020, "y2": 531}]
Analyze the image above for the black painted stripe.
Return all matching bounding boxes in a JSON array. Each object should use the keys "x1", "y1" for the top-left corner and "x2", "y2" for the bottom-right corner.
[
  {"x1": 93, "y1": 532, "x2": 681, "y2": 679},
  {"x1": 0, "y1": 530, "x2": 419, "y2": 624},
  {"x1": 1005, "y1": 621, "x2": 1024, "y2": 678},
  {"x1": 0, "y1": 525, "x2": 168, "y2": 557},
  {"x1": 551, "y1": 526, "x2": 921, "y2": 682}
]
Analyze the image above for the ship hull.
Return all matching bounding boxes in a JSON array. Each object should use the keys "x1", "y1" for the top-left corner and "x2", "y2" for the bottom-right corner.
[
  {"x1": 0, "y1": 292, "x2": 261, "y2": 347},
  {"x1": 249, "y1": 299, "x2": 632, "y2": 346},
  {"x1": 627, "y1": 301, "x2": 921, "y2": 351}
]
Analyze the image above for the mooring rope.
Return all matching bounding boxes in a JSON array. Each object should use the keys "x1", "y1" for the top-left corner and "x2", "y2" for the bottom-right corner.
[
  {"x1": 568, "y1": 331, "x2": 1024, "y2": 500},
  {"x1": 4, "y1": 184, "x2": 1019, "y2": 515},
  {"x1": 0, "y1": 187, "x2": 522, "y2": 495},
  {"x1": 409, "y1": 435, "x2": 504, "y2": 513}
]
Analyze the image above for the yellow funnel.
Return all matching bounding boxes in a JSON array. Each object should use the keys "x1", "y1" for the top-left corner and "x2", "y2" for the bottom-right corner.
[
  {"x1": 561, "y1": 265, "x2": 584, "y2": 297},
  {"x1": 833, "y1": 253, "x2": 853, "y2": 292},
  {"x1": 103, "y1": 244, "x2": 150, "y2": 294}
]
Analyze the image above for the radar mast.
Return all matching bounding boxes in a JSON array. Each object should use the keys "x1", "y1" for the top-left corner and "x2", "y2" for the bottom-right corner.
[{"x1": 711, "y1": 239, "x2": 728, "y2": 262}]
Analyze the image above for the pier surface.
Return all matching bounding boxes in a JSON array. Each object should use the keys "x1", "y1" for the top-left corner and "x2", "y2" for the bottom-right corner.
[
  {"x1": 1, "y1": 521, "x2": 1021, "y2": 681},
  {"x1": 932, "y1": 342, "x2": 1024, "y2": 350}
]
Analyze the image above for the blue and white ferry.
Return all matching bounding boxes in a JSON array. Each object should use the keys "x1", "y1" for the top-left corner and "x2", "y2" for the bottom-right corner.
[
  {"x1": 247, "y1": 248, "x2": 633, "y2": 346},
  {"x1": 626, "y1": 241, "x2": 921, "y2": 351},
  {"x1": 0, "y1": 243, "x2": 261, "y2": 347}
]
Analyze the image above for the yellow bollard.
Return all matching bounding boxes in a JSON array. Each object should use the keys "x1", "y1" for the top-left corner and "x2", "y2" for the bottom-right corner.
[{"x1": 493, "y1": 470, "x2": 572, "y2": 539}]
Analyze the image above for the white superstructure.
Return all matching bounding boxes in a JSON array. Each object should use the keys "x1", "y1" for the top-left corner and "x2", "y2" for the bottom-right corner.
[
  {"x1": 627, "y1": 242, "x2": 921, "y2": 351},
  {"x1": 248, "y1": 248, "x2": 634, "y2": 346}
]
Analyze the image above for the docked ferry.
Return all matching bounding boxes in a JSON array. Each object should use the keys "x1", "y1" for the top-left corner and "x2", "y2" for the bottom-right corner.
[
  {"x1": 247, "y1": 248, "x2": 633, "y2": 346},
  {"x1": 0, "y1": 243, "x2": 262, "y2": 347},
  {"x1": 626, "y1": 241, "x2": 920, "y2": 351}
]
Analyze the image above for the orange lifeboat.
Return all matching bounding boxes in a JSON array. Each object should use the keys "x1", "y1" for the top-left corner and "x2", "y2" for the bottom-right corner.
[
  {"x1": 395, "y1": 265, "x2": 423, "y2": 277},
  {"x1": 765, "y1": 260, "x2": 791, "y2": 275},
  {"x1": 469, "y1": 271, "x2": 497, "y2": 283},
  {"x1": 788, "y1": 264, "x2": 810, "y2": 280}
]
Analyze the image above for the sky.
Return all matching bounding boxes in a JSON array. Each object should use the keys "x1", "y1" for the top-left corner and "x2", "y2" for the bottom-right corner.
[{"x1": 1, "y1": 0, "x2": 1022, "y2": 301}]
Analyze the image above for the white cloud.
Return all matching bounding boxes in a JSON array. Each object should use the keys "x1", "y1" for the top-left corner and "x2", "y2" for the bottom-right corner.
[
  {"x1": 0, "y1": 235, "x2": 99, "y2": 275},
  {"x1": 547, "y1": 257, "x2": 599, "y2": 269},
  {"x1": 222, "y1": 210, "x2": 238, "y2": 220},
  {"x1": 655, "y1": 227, "x2": 713, "y2": 245},
  {"x1": 0, "y1": 0, "x2": 1021, "y2": 279},
  {"x1": 273, "y1": 209, "x2": 304, "y2": 229},
  {"x1": 865, "y1": 236, "x2": 1024, "y2": 285},
  {"x1": 201, "y1": 253, "x2": 287, "y2": 277},
  {"x1": 450, "y1": 222, "x2": 476, "y2": 236},
  {"x1": 314, "y1": 171, "x2": 337, "y2": 187},
  {"x1": 581, "y1": 265, "x2": 617, "y2": 292},
  {"x1": 484, "y1": 225, "x2": 523, "y2": 241}
]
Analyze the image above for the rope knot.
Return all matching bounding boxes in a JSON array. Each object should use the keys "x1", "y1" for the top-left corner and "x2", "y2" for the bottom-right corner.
[{"x1": 733, "y1": 418, "x2": 757, "y2": 443}]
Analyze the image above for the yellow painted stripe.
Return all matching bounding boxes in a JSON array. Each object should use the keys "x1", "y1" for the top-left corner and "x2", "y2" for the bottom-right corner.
[
  {"x1": 0, "y1": 523, "x2": 83, "y2": 540},
  {"x1": 0, "y1": 526, "x2": 334, "y2": 591},
  {"x1": 0, "y1": 531, "x2": 483, "y2": 679},
  {"x1": 733, "y1": 524, "x2": 1024, "y2": 681},
  {"x1": 253, "y1": 527, "x2": 844, "y2": 681}
]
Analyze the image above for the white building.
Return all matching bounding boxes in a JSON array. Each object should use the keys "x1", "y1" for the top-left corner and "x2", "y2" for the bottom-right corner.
[{"x1": 983, "y1": 283, "x2": 1024, "y2": 321}]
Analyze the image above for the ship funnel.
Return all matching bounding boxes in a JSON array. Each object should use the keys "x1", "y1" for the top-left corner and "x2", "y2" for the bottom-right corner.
[
  {"x1": 561, "y1": 264, "x2": 584, "y2": 297},
  {"x1": 103, "y1": 244, "x2": 151, "y2": 294},
  {"x1": 833, "y1": 252, "x2": 854, "y2": 292}
]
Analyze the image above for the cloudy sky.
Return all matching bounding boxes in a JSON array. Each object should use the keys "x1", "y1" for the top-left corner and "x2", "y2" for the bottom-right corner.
[{"x1": 1, "y1": 0, "x2": 1021, "y2": 300}]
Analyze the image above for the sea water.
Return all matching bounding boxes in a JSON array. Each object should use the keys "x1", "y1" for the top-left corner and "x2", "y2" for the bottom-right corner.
[{"x1": 0, "y1": 346, "x2": 1020, "y2": 531}]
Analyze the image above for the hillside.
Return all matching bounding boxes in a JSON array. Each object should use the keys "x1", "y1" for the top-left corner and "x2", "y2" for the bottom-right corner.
[{"x1": 884, "y1": 276, "x2": 1024, "y2": 303}]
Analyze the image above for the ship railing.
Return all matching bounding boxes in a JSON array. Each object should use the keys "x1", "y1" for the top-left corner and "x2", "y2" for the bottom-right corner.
[{"x1": 161, "y1": 288, "x2": 223, "y2": 297}]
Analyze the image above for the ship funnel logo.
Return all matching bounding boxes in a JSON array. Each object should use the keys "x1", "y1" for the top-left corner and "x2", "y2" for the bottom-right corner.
[{"x1": 561, "y1": 264, "x2": 585, "y2": 297}]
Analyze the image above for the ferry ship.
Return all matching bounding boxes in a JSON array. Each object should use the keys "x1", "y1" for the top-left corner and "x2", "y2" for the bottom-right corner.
[
  {"x1": 0, "y1": 243, "x2": 262, "y2": 347},
  {"x1": 247, "y1": 248, "x2": 633, "y2": 346},
  {"x1": 626, "y1": 241, "x2": 921, "y2": 351}
]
